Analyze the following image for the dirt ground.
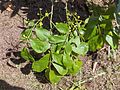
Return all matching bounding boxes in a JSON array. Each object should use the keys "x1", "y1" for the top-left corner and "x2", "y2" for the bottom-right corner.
[{"x1": 0, "y1": 0, "x2": 120, "y2": 90}]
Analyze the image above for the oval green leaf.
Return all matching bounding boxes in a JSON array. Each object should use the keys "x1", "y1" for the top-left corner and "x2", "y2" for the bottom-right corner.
[
  {"x1": 62, "y1": 54, "x2": 73, "y2": 69},
  {"x1": 52, "y1": 63, "x2": 68, "y2": 75},
  {"x1": 72, "y1": 42, "x2": 88, "y2": 55},
  {"x1": 21, "y1": 28, "x2": 32, "y2": 40},
  {"x1": 30, "y1": 38, "x2": 50, "y2": 53},
  {"x1": 52, "y1": 53, "x2": 63, "y2": 65},
  {"x1": 32, "y1": 54, "x2": 50, "y2": 72},
  {"x1": 65, "y1": 42, "x2": 72, "y2": 55},
  {"x1": 35, "y1": 27, "x2": 50, "y2": 41},
  {"x1": 21, "y1": 47, "x2": 35, "y2": 62},
  {"x1": 48, "y1": 35, "x2": 66, "y2": 44},
  {"x1": 45, "y1": 69, "x2": 61, "y2": 84},
  {"x1": 56, "y1": 23, "x2": 69, "y2": 34}
]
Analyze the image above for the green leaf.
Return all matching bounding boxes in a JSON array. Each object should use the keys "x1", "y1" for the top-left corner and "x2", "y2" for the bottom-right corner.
[
  {"x1": 116, "y1": 0, "x2": 120, "y2": 24},
  {"x1": 65, "y1": 42, "x2": 72, "y2": 55},
  {"x1": 30, "y1": 38, "x2": 50, "y2": 53},
  {"x1": 28, "y1": 20, "x2": 35, "y2": 27},
  {"x1": 112, "y1": 34, "x2": 119, "y2": 49},
  {"x1": 21, "y1": 47, "x2": 35, "y2": 62},
  {"x1": 21, "y1": 29, "x2": 32, "y2": 40},
  {"x1": 102, "y1": 15, "x2": 110, "y2": 19},
  {"x1": 106, "y1": 35, "x2": 114, "y2": 49},
  {"x1": 48, "y1": 35, "x2": 66, "y2": 44},
  {"x1": 88, "y1": 35, "x2": 104, "y2": 51},
  {"x1": 56, "y1": 23, "x2": 69, "y2": 34},
  {"x1": 73, "y1": 60, "x2": 83, "y2": 74},
  {"x1": 52, "y1": 63, "x2": 68, "y2": 75},
  {"x1": 72, "y1": 42, "x2": 88, "y2": 55},
  {"x1": 71, "y1": 38, "x2": 88, "y2": 55},
  {"x1": 84, "y1": 16, "x2": 99, "y2": 40},
  {"x1": 45, "y1": 69, "x2": 61, "y2": 84},
  {"x1": 62, "y1": 54, "x2": 73, "y2": 69},
  {"x1": 52, "y1": 53, "x2": 63, "y2": 65},
  {"x1": 32, "y1": 54, "x2": 50, "y2": 72},
  {"x1": 35, "y1": 27, "x2": 50, "y2": 41},
  {"x1": 69, "y1": 60, "x2": 83, "y2": 75},
  {"x1": 70, "y1": 36, "x2": 80, "y2": 46}
]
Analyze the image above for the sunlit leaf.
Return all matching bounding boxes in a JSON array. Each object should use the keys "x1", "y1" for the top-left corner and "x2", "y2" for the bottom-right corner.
[
  {"x1": 30, "y1": 38, "x2": 50, "y2": 53},
  {"x1": 35, "y1": 27, "x2": 50, "y2": 41},
  {"x1": 32, "y1": 54, "x2": 50, "y2": 72},
  {"x1": 62, "y1": 54, "x2": 73, "y2": 69},
  {"x1": 21, "y1": 28, "x2": 32, "y2": 40},
  {"x1": 106, "y1": 35, "x2": 114, "y2": 49},
  {"x1": 73, "y1": 42, "x2": 88, "y2": 55},
  {"x1": 52, "y1": 53, "x2": 63, "y2": 65},
  {"x1": 56, "y1": 23, "x2": 69, "y2": 34},
  {"x1": 21, "y1": 47, "x2": 35, "y2": 62},
  {"x1": 69, "y1": 60, "x2": 83, "y2": 75},
  {"x1": 52, "y1": 63, "x2": 68, "y2": 75},
  {"x1": 65, "y1": 42, "x2": 72, "y2": 55},
  {"x1": 48, "y1": 35, "x2": 66, "y2": 44},
  {"x1": 45, "y1": 69, "x2": 61, "y2": 84}
]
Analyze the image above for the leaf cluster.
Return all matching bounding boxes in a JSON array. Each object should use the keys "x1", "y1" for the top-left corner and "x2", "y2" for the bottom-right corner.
[{"x1": 20, "y1": 2, "x2": 120, "y2": 84}]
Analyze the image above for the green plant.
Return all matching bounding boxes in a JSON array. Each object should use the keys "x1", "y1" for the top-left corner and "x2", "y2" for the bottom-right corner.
[
  {"x1": 20, "y1": 1, "x2": 119, "y2": 84},
  {"x1": 20, "y1": 10, "x2": 87, "y2": 84}
]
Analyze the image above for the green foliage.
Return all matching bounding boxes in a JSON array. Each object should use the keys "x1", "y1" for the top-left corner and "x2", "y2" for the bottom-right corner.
[
  {"x1": 45, "y1": 69, "x2": 62, "y2": 84},
  {"x1": 56, "y1": 23, "x2": 69, "y2": 34},
  {"x1": 21, "y1": 48, "x2": 35, "y2": 62},
  {"x1": 20, "y1": 1, "x2": 120, "y2": 84},
  {"x1": 32, "y1": 54, "x2": 50, "y2": 72},
  {"x1": 35, "y1": 27, "x2": 50, "y2": 41},
  {"x1": 20, "y1": 20, "x2": 85, "y2": 83},
  {"x1": 30, "y1": 38, "x2": 50, "y2": 53}
]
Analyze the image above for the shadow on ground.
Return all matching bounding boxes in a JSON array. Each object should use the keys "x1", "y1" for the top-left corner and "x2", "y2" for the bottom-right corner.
[
  {"x1": 0, "y1": 0, "x2": 89, "y2": 20},
  {"x1": 0, "y1": 80, "x2": 25, "y2": 90},
  {"x1": 5, "y1": 47, "x2": 49, "y2": 84}
]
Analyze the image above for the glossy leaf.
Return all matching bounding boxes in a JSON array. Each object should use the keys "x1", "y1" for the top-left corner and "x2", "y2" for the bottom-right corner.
[
  {"x1": 52, "y1": 53, "x2": 63, "y2": 65},
  {"x1": 62, "y1": 54, "x2": 73, "y2": 69},
  {"x1": 35, "y1": 27, "x2": 50, "y2": 41},
  {"x1": 56, "y1": 23, "x2": 69, "y2": 34},
  {"x1": 32, "y1": 54, "x2": 50, "y2": 72},
  {"x1": 21, "y1": 47, "x2": 35, "y2": 62},
  {"x1": 52, "y1": 63, "x2": 67, "y2": 75},
  {"x1": 45, "y1": 69, "x2": 61, "y2": 84},
  {"x1": 30, "y1": 38, "x2": 50, "y2": 53},
  {"x1": 106, "y1": 35, "x2": 114, "y2": 49},
  {"x1": 21, "y1": 29, "x2": 32, "y2": 40},
  {"x1": 48, "y1": 35, "x2": 66, "y2": 44},
  {"x1": 71, "y1": 37, "x2": 88, "y2": 55},
  {"x1": 72, "y1": 42, "x2": 88, "y2": 55},
  {"x1": 69, "y1": 60, "x2": 83, "y2": 75},
  {"x1": 70, "y1": 36, "x2": 80, "y2": 46},
  {"x1": 65, "y1": 42, "x2": 72, "y2": 55}
]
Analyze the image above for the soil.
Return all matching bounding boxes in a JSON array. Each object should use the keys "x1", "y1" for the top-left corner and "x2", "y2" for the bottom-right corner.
[{"x1": 0, "y1": 0, "x2": 119, "y2": 90}]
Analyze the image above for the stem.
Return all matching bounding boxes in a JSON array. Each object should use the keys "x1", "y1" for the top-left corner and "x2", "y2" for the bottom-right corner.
[
  {"x1": 50, "y1": 0, "x2": 54, "y2": 34},
  {"x1": 65, "y1": 2, "x2": 69, "y2": 22}
]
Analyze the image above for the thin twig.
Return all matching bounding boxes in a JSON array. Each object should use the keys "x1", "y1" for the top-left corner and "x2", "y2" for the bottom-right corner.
[
  {"x1": 50, "y1": 0, "x2": 54, "y2": 34},
  {"x1": 79, "y1": 72, "x2": 106, "y2": 84}
]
